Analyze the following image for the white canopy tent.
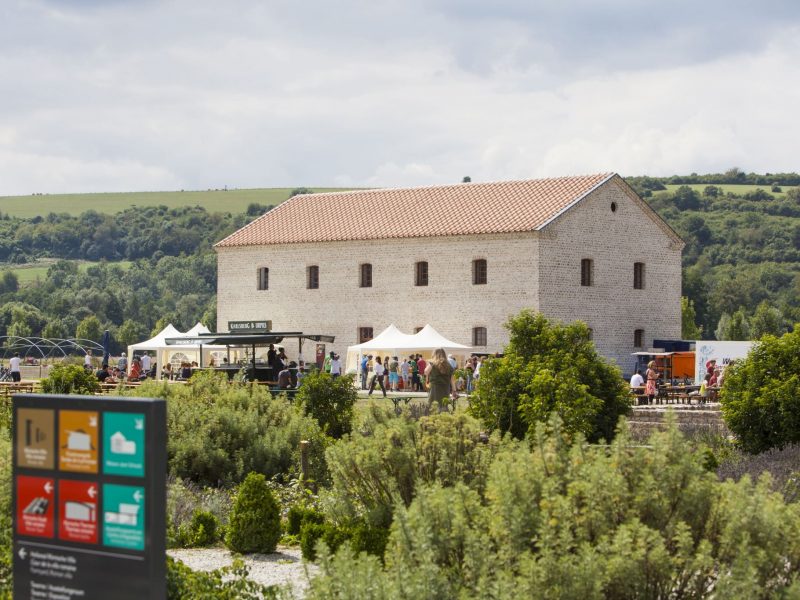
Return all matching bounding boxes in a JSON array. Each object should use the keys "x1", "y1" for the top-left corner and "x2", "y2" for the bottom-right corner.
[
  {"x1": 345, "y1": 324, "x2": 472, "y2": 374},
  {"x1": 127, "y1": 323, "x2": 227, "y2": 377}
]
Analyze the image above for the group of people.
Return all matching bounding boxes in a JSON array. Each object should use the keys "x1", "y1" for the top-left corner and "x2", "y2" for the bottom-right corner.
[
  {"x1": 629, "y1": 357, "x2": 733, "y2": 404},
  {"x1": 90, "y1": 351, "x2": 161, "y2": 384},
  {"x1": 359, "y1": 353, "x2": 484, "y2": 394}
]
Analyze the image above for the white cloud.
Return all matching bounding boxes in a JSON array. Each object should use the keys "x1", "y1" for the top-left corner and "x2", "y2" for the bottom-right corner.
[{"x1": 0, "y1": 0, "x2": 798, "y2": 194}]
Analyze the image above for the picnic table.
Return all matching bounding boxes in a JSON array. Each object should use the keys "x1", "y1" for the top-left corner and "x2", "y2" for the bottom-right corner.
[{"x1": 0, "y1": 381, "x2": 36, "y2": 397}]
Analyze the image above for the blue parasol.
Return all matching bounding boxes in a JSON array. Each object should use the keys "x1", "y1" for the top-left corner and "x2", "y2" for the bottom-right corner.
[{"x1": 101, "y1": 329, "x2": 111, "y2": 366}]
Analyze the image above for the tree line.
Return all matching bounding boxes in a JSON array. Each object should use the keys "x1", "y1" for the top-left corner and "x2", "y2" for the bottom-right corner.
[{"x1": 1, "y1": 174, "x2": 798, "y2": 351}]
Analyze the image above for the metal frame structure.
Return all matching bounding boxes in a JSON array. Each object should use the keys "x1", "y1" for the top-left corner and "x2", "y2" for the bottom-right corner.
[{"x1": 0, "y1": 336, "x2": 104, "y2": 361}]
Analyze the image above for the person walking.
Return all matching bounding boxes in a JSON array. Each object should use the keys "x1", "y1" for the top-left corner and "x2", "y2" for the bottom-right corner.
[
  {"x1": 367, "y1": 356, "x2": 387, "y2": 397},
  {"x1": 645, "y1": 360, "x2": 660, "y2": 405},
  {"x1": 117, "y1": 352, "x2": 128, "y2": 373},
  {"x1": 360, "y1": 355, "x2": 371, "y2": 390},
  {"x1": 9, "y1": 352, "x2": 21, "y2": 382},
  {"x1": 400, "y1": 357, "x2": 410, "y2": 391},
  {"x1": 425, "y1": 348, "x2": 456, "y2": 412},
  {"x1": 330, "y1": 353, "x2": 342, "y2": 379},
  {"x1": 389, "y1": 356, "x2": 400, "y2": 391}
]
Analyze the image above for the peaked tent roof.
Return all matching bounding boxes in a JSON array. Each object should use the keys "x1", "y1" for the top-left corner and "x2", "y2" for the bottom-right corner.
[
  {"x1": 410, "y1": 325, "x2": 472, "y2": 352},
  {"x1": 128, "y1": 323, "x2": 183, "y2": 350},
  {"x1": 215, "y1": 173, "x2": 617, "y2": 247},
  {"x1": 347, "y1": 324, "x2": 417, "y2": 351},
  {"x1": 185, "y1": 322, "x2": 211, "y2": 336},
  {"x1": 346, "y1": 324, "x2": 471, "y2": 353}
]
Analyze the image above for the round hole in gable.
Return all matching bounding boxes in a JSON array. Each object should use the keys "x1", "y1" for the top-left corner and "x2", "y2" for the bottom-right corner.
[{"x1": 610, "y1": 202, "x2": 617, "y2": 212}]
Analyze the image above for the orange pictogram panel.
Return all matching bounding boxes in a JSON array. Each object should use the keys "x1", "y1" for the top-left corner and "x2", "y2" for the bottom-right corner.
[{"x1": 58, "y1": 410, "x2": 99, "y2": 473}]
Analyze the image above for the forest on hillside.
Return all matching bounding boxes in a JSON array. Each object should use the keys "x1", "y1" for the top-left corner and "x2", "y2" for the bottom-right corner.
[{"x1": 0, "y1": 173, "x2": 798, "y2": 353}]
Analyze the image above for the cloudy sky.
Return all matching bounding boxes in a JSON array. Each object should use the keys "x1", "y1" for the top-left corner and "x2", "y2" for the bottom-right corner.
[{"x1": 1, "y1": 0, "x2": 799, "y2": 195}]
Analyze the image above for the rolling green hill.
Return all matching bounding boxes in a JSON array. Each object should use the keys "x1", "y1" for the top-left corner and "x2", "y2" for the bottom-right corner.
[{"x1": 0, "y1": 187, "x2": 353, "y2": 218}]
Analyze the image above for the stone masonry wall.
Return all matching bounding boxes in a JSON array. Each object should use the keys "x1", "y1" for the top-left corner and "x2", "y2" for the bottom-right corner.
[
  {"x1": 537, "y1": 179, "x2": 683, "y2": 372},
  {"x1": 216, "y1": 233, "x2": 540, "y2": 360}
]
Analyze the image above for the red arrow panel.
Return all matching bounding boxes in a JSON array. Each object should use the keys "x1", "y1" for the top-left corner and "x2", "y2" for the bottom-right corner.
[
  {"x1": 58, "y1": 480, "x2": 99, "y2": 544},
  {"x1": 16, "y1": 475, "x2": 55, "y2": 538}
]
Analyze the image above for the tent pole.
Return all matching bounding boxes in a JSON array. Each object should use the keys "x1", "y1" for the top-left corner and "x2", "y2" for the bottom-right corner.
[{"x1": 199, "y1": 343, "x2": 203, "y2": 368}]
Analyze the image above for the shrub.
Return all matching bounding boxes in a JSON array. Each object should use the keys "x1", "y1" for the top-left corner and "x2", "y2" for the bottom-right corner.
[
  {"x1": 300, "y1": 521, "x2": 350, "y2": 562},
  {"x1": 306, "y1": 418, "x2": 800, "y2": 598},
  {"x1": 286, "y1": 504, "x2": 325, "y2": 536},
  {"x1": 132, "y1": 372, "x2": 327, "y2": 486},
  {"x1": 718, "y1": 443, "x2": 800, "y2": 503},
  {"x1": 176, "y1": 510, "x2": 220, "y2": 548},
  {"x1": 468, "y1": 310, "x2": 629, "y2": 442},
  {"x1": 166, "y1": 478, "x2": 232, "y2": 548},
  {"x1": 225, "y1": 473, "x2": 281, "y2": 554},
  {"x1": 166, "y1": 556, "x2": 281, "y2": 599},
  {"x1": 720, "y1": 329, "x2": 800, "y2": 453},
  {"x1": 40, "y1": 363, "x2": 99, "y2": 395},
  {"x1": 296, "y1": 371, "x2": 357, "y2": 439},
  {"x1": 324, "y1": 410, "x2": 507, "y2": 529}
]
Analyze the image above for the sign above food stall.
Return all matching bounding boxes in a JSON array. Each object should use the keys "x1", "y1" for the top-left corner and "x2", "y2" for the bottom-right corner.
[{"x1": 227, "y1": 320, "x2": 272, "y2": 333}]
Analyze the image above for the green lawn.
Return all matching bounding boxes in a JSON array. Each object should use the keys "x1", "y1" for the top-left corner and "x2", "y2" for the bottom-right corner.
[
  {"x1": 5, "y1": 260, "x2": 133, "y2": 286},
  {"x1": 663, "y1": 184, "x2": 796, "y2": 197},
  {"x1": 0, "y1": 188, "x2": 354, "y2": 218}
]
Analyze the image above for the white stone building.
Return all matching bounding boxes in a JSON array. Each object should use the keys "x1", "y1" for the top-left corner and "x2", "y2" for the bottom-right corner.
[{"x1": 215, "y1": 173, "x2": 683, "y2": 373}]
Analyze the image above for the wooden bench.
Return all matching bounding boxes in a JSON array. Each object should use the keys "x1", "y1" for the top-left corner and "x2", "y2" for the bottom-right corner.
[{"x1": 0, "y1": 382, "x2": 36, "y2": 397}]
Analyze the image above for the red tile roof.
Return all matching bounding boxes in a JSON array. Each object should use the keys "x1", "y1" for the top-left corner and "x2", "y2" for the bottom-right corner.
[{"x1": 215, "y1": 173, "x2": 615, "y2": 247}]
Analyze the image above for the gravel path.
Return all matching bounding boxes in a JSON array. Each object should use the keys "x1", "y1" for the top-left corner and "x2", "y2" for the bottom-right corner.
[{"x1": 169, "y1": 546, "x2": 318, "y2": 597}]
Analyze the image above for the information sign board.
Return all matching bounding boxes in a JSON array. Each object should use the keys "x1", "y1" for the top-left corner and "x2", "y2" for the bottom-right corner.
[
  {"x1": 13, "y1": 394, "x2": 166, "y2": 600},
  {"x1": 227, "y1": 319, "x2": 272, "y2": 333}
]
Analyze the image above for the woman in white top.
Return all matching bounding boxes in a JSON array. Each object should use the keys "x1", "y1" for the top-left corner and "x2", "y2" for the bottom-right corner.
[{"x1": 367, "y1": 356, "x2": 387, "y2": 397}]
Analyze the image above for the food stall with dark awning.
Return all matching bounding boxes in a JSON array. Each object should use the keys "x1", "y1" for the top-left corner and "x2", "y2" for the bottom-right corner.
[{"x1": 165, "y1": 331, "x2": 335, "y2": 381}]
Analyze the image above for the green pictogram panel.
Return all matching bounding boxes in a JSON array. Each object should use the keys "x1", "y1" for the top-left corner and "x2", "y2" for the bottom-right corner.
[
  {"x1": 103, "y1": 412, "x2": 145, "y2": 477},
  {"x1": 102, "y1": 483, "x2": 145, "y2": 550}
]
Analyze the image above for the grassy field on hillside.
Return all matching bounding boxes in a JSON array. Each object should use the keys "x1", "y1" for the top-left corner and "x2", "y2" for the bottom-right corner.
[
  {"x1": 5, "y1": 260, "x2": 133, "y2": 286},
  {"x1": 0, "y1": 187, "x2": 352, "y2": 218},
  {"x1": 663, "y1": 184, "x2": 796, "y2": 197}
]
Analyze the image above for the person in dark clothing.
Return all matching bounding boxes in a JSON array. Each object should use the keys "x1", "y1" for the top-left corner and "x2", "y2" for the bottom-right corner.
[{"x1": 96, "y1": 364, "x2": 111, "y2": 382}]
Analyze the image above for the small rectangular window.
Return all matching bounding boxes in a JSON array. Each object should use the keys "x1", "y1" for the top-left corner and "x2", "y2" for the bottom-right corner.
[
  {"x1": 360, "y1": 263, "x2": 372, "y2": 288},
  {"x1": 257, "y1": 267, "x2": 269, "y2": 290},
  {"x1": 472, "y1": 326, "x2": 487, "y2": 347},
  {"x1": 473, "y1": 259, "x2": 487, "y2": 285},
  {"x1": 587, "y1": 327, "x2": 593, "y2": 340},
  {"x1": 359, "y1": 327, "x2": 373, "y2": 343},
  {"x1": 307, "y1": 265, "x2": 319, "y2": 289},
  {"x1": 581, "y1": 258, "x2": 593, "y2": 287},
  {"x1": 415, "y1": 261, "x2": 428, "y2": 286},
  {"x1": 634, "y1": 329, "x2": 644, "y2": 348},
  {"x1": 634, "y1": 262, "x2": 645, "y2": 290}
]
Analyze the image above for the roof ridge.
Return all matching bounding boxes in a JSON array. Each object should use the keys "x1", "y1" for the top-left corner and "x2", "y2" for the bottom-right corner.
[
  {"x1": 214, "y1": 173, "x2": 622, "y2": 248},
  {"x1": 291, "y1": 172, "x2": 615, "y2": 200}
]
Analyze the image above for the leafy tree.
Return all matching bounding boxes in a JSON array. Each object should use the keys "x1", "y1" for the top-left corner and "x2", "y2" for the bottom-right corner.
[
  {"x1": 468, "y1": 310, "x2": 629, "y2": 442},
  {"x1": 296, "y1": 371, "x2": 357, "y2": 439},
  {"x1": 721, "y1": 328, "x2": 800, "y2": 453},
  {"x1": 749, "y1": 301, "x2": 786, "y2": 339},
  {"x1": 41, "y1": 319, "x2": 69, "y2": 339},
  {"x1": 116, "y1": 319, "x2": 148, "y2": 349},
  {"x1": 715, "y1": 309, "x2": 751, "y2": 341},
  {"x1": 0, "y1": 271, "x2": 18, "y2": 294},
  {"x1": 680, "y1": 296, "x2": 702, "y2": 339},
  {"x1": 75, "y1": 315, "x2": 103, "y2": 343}
]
